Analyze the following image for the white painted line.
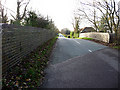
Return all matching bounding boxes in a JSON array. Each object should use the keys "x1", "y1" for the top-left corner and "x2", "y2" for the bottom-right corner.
[
  {"x1": 73, "y1": 40, "x2": 81, "y2": 44},
  {"x1": 76, "y1": 41, "x2": 80, "y2": 44},
  {"x1": 88, "y1": 50, "x2": 92, "y2": 52}
]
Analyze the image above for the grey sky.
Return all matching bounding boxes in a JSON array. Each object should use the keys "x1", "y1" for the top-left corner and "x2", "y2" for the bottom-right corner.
[{"x1": 1, "y1": 0, "x2": 120, "y2": 31}]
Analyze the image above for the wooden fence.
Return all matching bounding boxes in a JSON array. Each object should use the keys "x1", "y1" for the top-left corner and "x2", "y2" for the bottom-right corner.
[{"x1": 0, "y1": 24, "x2": 56, "y2": 74}]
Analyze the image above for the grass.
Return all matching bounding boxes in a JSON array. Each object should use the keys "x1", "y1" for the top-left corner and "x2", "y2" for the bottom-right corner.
[
  {"x1": 63, "y1": 34, "x2": 93, "y2": 40},
  {"x1": 2, "y1": 37, "x2": 58, "y2": 89},
  {"x1": 79, "y1": 37, "x2": 93, "y2": 40},
  {"x1": 74, "y1": 37, "x2": 93, "y2": 40},
  {"x1": 62, "y1": 34, "x2": 67, "y2": 38},
  {"x1": 113, "y1": 45, "x2": 120, "y2": 49}
]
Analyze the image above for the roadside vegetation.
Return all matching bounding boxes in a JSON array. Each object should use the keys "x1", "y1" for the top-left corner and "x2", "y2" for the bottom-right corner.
[
  {"x1": 113, "y1": 46, "x2": 120, "y2": 49},
  {"x1": 2, "y1": 37, "x2": 58, "y2": 89},
  {"x1": 1, "y1": 0, "x2": 59, "y2": 33},
  {"x1": 78, "y1": 37, "x2": 93, "y2": 40}
]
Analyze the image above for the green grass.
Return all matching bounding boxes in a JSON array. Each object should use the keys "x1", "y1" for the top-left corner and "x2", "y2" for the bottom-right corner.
[
  {"x1": 76, "y1": 37, "x2": 93, "y2": 40},
  {"x1": 113, "y1": 46, "x2": 120, "y2": 49},
  {"x1": 61, "y1": 33, "x2": 94, "y2": 41},
  {"x1": 62, "y1": 34, "x2": 67, "y2": 38}
]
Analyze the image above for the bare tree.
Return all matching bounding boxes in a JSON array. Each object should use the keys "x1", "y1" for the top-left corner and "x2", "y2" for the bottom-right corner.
[
  {"x1": 98, "y1": 16, "x2": 108, "y2": 32},
  {"x1": 0, "y1": 0, "x2": 8, "y2": 23},
  {"x1": 71, "y1": 16, "x2": 81, "y2": 38},
  {"x1": 93, "y1": 0, "x2": 119, "y2": 43},
  {"x1": 11, "y1": 0, "x2": 30, "y2": 24},
  {"x1": 72, "y1": 16, "x2": 81, "y2": 33},
  {"x1": 77, "y1": 0, "x2": 120, "y2": 43},
  {"x1": 0, "y1": 0, "x2": 2, "y2": 23},
  {"x1": 1, "y1": 7, "x2": 8, "y2": 23},
  {"x1": 77, "y1": 1, "x2": 100, "y2": 31},
  {"x1": 89, "y1": 1, "x2": 119, "y2": 32}
]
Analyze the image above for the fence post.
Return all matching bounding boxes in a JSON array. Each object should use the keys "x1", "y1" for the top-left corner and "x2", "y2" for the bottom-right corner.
[{"x1": 0, "y1": 23, "x2": 2, "y2": 89}]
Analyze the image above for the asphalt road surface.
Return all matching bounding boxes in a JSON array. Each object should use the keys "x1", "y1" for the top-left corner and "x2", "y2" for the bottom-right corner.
[{"x1": 41, "y1": 36, "x2": 119, "y2": 88}]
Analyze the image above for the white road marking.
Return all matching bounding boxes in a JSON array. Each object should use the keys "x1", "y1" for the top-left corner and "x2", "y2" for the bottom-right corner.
[
  {"x1": 73, "y1": 40, "x2": 81, "y2": 44},
  {"x1": 88, "y1": 50, "x2": 92, "y2": 52}
]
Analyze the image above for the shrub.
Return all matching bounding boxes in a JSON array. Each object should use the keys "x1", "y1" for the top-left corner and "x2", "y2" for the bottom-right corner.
[{"x1": 70, "y1": 32, "x2": 74, "y2": 38}]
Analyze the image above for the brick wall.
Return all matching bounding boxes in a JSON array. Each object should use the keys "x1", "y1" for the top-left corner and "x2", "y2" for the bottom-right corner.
[
  {"x1": 0, "y1": 23, "x2": 2, "y2": 89},
  {"x1": 0, "y1": 24, "x2": 56, "y2": 73},
  {"x1": 79, "y1": 32, "x2": 110, "y2": 43}
]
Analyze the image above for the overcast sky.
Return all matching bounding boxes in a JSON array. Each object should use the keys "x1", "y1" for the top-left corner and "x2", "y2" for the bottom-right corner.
[{"x1": 1, "y1": 0, "x2": 120, "y2": 31}]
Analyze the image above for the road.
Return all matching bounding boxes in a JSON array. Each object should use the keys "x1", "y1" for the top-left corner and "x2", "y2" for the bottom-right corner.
[{"x1": 41, "y1": 36, "x2": 119, "y2": 88}]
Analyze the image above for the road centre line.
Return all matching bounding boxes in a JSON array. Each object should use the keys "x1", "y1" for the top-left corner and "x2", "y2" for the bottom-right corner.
[
  {"x1": 73, "y1": 40, "x2": 81, "y2": 44},
  {"x1": 73, "y1": 40, "x2": 92, "y2": 53},
  {"x1": 88, "y1": 49, "x2": 92, "y2": 52}
]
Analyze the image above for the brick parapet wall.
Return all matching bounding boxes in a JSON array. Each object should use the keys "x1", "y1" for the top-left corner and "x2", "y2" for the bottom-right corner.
[
  {"x1": 79, "y1": 32, "x2": 110, "y2": 43},
  {"x1": 0, "y1": 24, "x2": 56, "y2": 73}
]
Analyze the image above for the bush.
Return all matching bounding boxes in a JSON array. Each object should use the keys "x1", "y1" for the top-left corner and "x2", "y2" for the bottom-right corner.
[{"x1": 70, "y1": 32, "x2": 74, "y2": 38}]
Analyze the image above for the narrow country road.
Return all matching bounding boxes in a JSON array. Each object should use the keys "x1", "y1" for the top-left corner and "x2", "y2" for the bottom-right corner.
[{"x1": 41, "y1": 36, "x2": 119, "y2": 88}]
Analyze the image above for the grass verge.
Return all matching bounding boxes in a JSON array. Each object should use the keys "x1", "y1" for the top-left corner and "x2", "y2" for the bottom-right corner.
[
  {"x1": 113, "y1": 46, "x2": 120, "y2": 49},
  {"x1": 64, "y1": 35, "x2": 93, "y2": 40},
  {"x1": 77, "y1": 37, "x2": 93, "y2": 40},
  {"x1": 2, "y1": 37, "x2": 58, "y2": 89}
]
